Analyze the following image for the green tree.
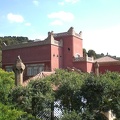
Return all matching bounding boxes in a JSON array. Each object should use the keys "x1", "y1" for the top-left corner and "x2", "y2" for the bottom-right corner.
[
  {"x1": 88, "y1": 49, "x2": 96, "y2": 58},
  {"x1": 102, "y1": 71, "x2": 120, "y2": 119},
  {"x1": 54, "y1": 70, "x2": 120, "y2": 119},
  {"x1": 79, "y1": 72, "x2": 120, "y2": 119},
  {"x1": 0, "y1": 69, "x2": 14, "y2": 104},
  {"x1": 8, "y1": 69, "x2": 120, "y2": 119},
  {"x1": 9, "y1": 76, "x2": 55, "y2": 119},
  {"x1": 29, "y1": 77, "x2": 54, "y2": 117},
  {"x1": 96, "y1": 53, "x2": 105, "y2": 58},
  {"x1": 54, "y1": 70, "x2": 86, "y2": 112},
  {"x1": 9, "y1": 86, "x2": 32, "y2": 113},
  {"x1": 80, "y1": 75, "x2": 109, "y2": 119},
  {"x1": 0, "y1": 102, "x2": 38, "y2": 120},
  {"x1": 0, "y1": 102, "x2": 23, "y2": 120},
  {"x1": 60, "y1": 111, "x2": 82, "y2": 120},
  {"x1": 0, "y1": 50, "x2": 2, "y2": 67}
]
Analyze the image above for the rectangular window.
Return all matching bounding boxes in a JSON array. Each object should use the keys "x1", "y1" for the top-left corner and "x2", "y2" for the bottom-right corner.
[
  {"x1": 27, "y1": 67, "x2": 32, "y2": 76},
  {"x1": 5, "y1": 66, "x2": 13, "y2": 72},
  {"x1": 33, "y1": 66, "x2": 38, "y2": 75},
  {"x1": 27, "y1": 64, "x2": 44, "y2": 76}
]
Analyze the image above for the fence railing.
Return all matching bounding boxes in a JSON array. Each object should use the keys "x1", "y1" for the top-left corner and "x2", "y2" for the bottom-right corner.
[
  {"x1": 36, "y1": 101, "x2": 62, "y2": 120},
  {"x1": 73, "y1": 56, "x2": 94, "y2": 62}
]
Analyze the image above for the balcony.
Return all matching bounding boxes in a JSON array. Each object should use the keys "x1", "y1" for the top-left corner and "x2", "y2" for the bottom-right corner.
[{"x1": 73, "y1": 56, "x2": 94, "y2": 62}]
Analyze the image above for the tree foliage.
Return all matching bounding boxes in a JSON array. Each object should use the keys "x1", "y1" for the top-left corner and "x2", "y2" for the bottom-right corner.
[
  {"x1": 88, "y1": 49, "x2": 96, "y2": 58},
  {"x1": 53, "y1": 70, "x2": 120, "y2": 119},
  {"x1": 0, "y1": 102, "x2": 23, "y2": 120},
  {"x1": 7, "y1": 69, "x2": 120, "y2": 119},
  {"x1": 84, "y1": 48, "x2": 117, "y2": 59},
  {"x1": 0, "y1": 102, "x2": 38, "y2": 120},
  {"x1": 0, "y1": 36, "x2": 33, "y2": 49},
  {"x1": 0, "y1": 68, "x2": 39, "y2": 119},
  {"x1": 9, "y1": 76, "x2": 55, "y2": 119},
  {"x1": 102, "y1": 71, "x2": 120, "y2": 118},
  {"x1": 60, "y1": 111, "x2": 82, "y2": 120},
  {"x1": 0, "y1": 69, "x2": 14, "y2": 104},
  {"x1": 54, "y1": 70, "x2": 86, "y2": 112}
]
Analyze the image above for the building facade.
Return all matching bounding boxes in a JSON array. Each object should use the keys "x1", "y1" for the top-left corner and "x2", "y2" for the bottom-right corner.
[
  {"x1": 94, "y1": 56, "x2": 120, "y2": 73},
  {"x1": 2, "y1": 27, "x2": 120, "y2": 80}
]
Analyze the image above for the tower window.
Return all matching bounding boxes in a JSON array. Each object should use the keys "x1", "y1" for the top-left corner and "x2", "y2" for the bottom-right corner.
[{"x1": 68, "y1": 48, "x2": 70, "y2": 51}]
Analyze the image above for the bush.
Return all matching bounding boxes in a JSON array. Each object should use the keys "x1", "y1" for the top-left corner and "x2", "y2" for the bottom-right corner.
[
  {"x1": 0, "y1": 69, "x2": 14, "y2": 104},
  {"x1": 60, "y1": 111, "x2": 82, "y2": 120}
]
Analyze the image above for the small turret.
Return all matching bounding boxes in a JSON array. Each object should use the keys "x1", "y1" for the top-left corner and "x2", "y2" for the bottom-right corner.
[
  {"x1": 67, "y1": 27, "x2": 75, "y2": 35},
  {"x1": 47, "y1": 31, "x2": 54, "y2": 43},
  {"x1": 79, "y1": 31, "x2": 82, "y2": 38}
]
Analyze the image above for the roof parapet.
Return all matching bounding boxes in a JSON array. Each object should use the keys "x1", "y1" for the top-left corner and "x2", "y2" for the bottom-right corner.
[
  {"x1": 2, "y1": 27, "x2": 81, "y2": 50},
  {"x1": 54, "y1": 27, "x2": 82, "y2": 39},
  {"x1": 2, "y1": 31, "x2": 63, "y2": 50},
  {"x1": 47, "y1": 31, "x2": 54, "y2": 43},
  {"x1": 67, "y1": 27, "x2": 75, "y2": 35},
  {"x1": 47, "y1": 31, "x2": 63, "y2": 46}
]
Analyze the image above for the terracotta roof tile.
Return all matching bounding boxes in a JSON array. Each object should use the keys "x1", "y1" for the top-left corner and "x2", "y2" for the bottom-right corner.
[
  {"x1": 23, "y1": 71, "x2": 55, "y2": 86},
  {"x1": 95, "y1": 56, "x2": 119, "y2": 63}
]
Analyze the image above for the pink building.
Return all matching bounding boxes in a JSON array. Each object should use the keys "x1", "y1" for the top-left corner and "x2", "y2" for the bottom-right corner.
[{"x1": 2, "y1": 27, "x2": 120, "y2": 80}]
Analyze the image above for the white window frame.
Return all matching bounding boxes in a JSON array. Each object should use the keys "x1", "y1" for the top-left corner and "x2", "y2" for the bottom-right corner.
[
  {"x1": 5, "y1": 66, "x2": 13, "y2": 72},
  {"x1": 26, "y1": 64, "x2": 44, "y2": 76}
]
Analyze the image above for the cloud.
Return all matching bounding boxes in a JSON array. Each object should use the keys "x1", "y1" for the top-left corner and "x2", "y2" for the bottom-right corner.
[
  {"x1": 50, "y1": 20, "x2": 63, "y2": 26},
  {"x1": 25, "y1": 22, "x2": 31, "y2": 26},
  {"x1": 83, "y1": 25, "x2": 120, "y2": 56},
  {"x1": 33, "y1": 0, "x2": 39, "y2": 6},
  {"x1": 48, "y1": 11, "x2": 74, "y2": 22},
  {"x1": 7, "y1": 13, "x2": 24, "y2": 23}
]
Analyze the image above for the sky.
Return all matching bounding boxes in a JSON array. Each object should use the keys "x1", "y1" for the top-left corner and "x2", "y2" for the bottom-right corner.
[{"x1": 0, "y1": 0, "x2": 120, "y2": 56}]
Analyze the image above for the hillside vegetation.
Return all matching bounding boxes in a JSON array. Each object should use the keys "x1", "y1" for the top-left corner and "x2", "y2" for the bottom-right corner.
[{"x1": 0, "y1": 36, "x2": 33, "y2": 67}]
